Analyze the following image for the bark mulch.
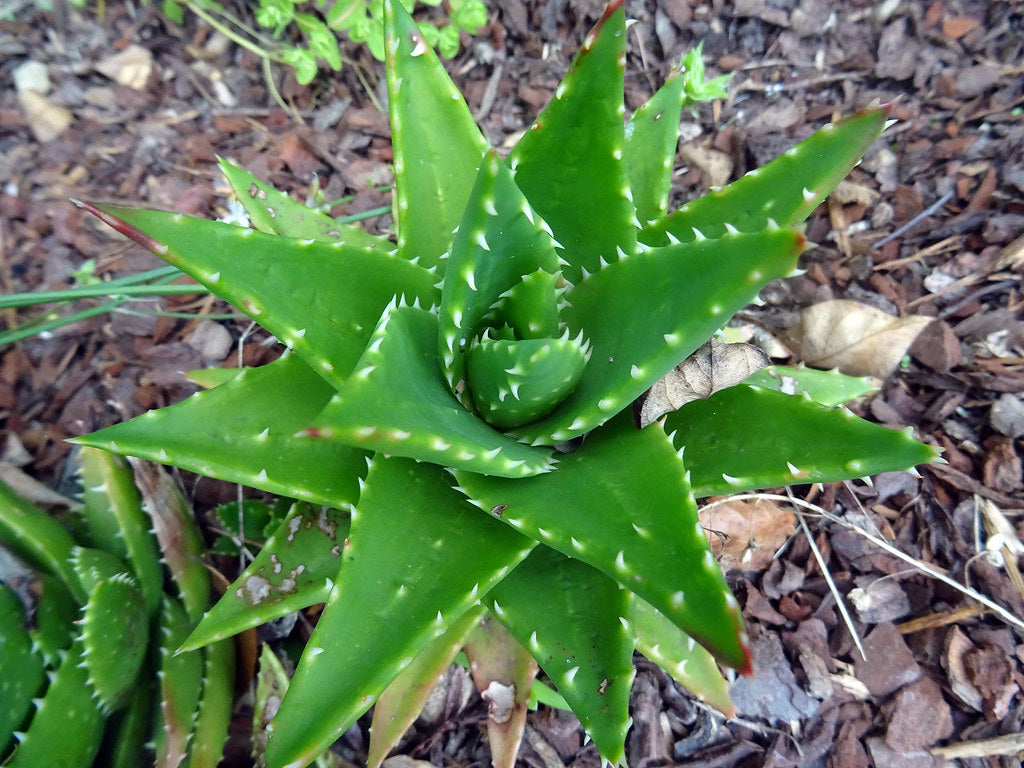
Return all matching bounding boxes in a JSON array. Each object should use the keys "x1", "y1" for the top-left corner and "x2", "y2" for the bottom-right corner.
[{"x1": 1, "y1": 1, "x2": 1022, "y2": 767}]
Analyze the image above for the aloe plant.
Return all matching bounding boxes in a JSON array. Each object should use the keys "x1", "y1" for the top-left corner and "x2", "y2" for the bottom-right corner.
[
  {"x1": 66, "y1": 1, "x2": 937, "y2": 765},
  {"x1": 0, "y1": 448, "x2": 233, "y2": 767}
]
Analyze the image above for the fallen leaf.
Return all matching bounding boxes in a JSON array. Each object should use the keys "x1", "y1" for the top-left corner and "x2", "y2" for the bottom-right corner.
[
  {"x1": 942, "y1": 16, "x2": 981, "y2": 39},
  {"x1": 790, "y1": 299, "x2": 931, "y2": 378},
  {"x1": 698, "y1": 497, "x2": 795, "y2": 572},
  {"x1": 0, "y1": 463, "x2": 81, "y2": 508},
  {"x1": 95, "y1": 44, "x2": 154, "y2": 89},
  {"x1": 16, "y1": 89, "x2": 73, "y2": 143},
  {"x1": 679, "y1": 141, "x2": 733, "y2": 188},
  {"x1": 635, "y1": 339, "x2": 768, "y2": 428},
  {"x1": 944, "y1": 626, "x2": 1019, "y2": 721}
]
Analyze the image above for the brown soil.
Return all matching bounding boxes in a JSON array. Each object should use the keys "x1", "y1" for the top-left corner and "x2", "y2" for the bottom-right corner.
[{"x1": 1, "y1": 1, "x2": 1022, "y2": 767}]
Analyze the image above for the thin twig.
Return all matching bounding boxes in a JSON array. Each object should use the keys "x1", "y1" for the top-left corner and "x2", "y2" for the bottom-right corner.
[
  {"x1": 873, "y1": 190, "x2": 953, "y2": 248},
  {"x1": 792, "y1": 500, "x2": 867, "y2": 661},
  {"x1": 701, "y1": 492, "x2": 1024, "y2": 633}
]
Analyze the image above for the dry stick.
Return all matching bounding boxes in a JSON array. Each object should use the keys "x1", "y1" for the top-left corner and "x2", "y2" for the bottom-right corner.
[
  {"x1": 702, "y1": 492, "x2": 1024, "y2": 633},
  {"x1": 791, "y1": 498, "x2": 868, "y2": 662},
  {"x1": 873, "y1": 190, "x2": 953, "y2": 248}
]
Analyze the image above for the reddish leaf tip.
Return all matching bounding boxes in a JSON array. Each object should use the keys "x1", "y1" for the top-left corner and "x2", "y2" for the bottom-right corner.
[{"x1": 75, "y1": 200, "x2": 170, "y2": 256}]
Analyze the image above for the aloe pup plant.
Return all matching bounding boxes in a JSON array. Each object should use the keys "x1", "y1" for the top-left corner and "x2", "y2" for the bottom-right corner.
[
  {"x1": 66, "y1": 1, "x2": 938, "y2": 765},
  {"x1": 0, "y1": 448, "x2": 233, "y2": 767}
]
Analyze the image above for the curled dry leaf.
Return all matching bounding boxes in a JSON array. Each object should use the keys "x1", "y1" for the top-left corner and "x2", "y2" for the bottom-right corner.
[
  {"x1": 95, "y1": 44, "x2": 154, "y2": 90},
  {"x1": 698, "y1": 497, "x2": 795, "y2": 572},
  {"x1": 790, "y1": 299, "x2": 931, "y2": 378},
  {"x1": 635, "y1": 339, "x2": 769, "y2": 428}
]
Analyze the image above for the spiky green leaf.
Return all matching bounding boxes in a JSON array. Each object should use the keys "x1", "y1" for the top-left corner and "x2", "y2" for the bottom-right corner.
[
  {"x1": 71, "y1": 354, "x2": 368, "y2": 509},
  {"x1": 516, "y1": 229, "x2": 805, "y2": 444},
  {"x1": 182, "y1": 503, "x2": 350, "y2": 651},
  {"x1": 632, "y1": 595, "x2": 733, "y2": 715},
  {"x1": 458, "y1": 413, "x2": 751, "y2": 671},
  {"x1": 667, "y1": 385, "x2": 941, "y2": 497},
  {"x1": 384, "y1": 0, "x2": 488, "y2": 271},
  {"x1": 80, "y1": 572, "x2": 149, "y2": 712},
  {"x1": 488, "y1": 546, "x2": 634, "y2": 765},
  {"x1": 266, "y1": 456, "x2": 535, "y2": 768},
  {"x1": 219, "y1": 157, "x2": 392, "y2": 249},
  {"x1": 640, "y1": 104, "x2": 890, "y2": 246},
  {"x1": 79, "y1": 203, "x2": 437, "y2": 386},
  {"x1": 508, "y1": 0, "x2": 635, "y2": 284},
  {"x1": 309, "y1": 304, "x2": 556, "y2": 477},
  {"x1": 4, "y1": 640, "x2": 105, "y2": 768}
]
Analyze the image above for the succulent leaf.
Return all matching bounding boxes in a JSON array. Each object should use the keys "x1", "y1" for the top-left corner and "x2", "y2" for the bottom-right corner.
[
  {"x1": 266, "y1": 455, "x2": 535, "y2": 767},
  {"x1": 467, "y1": 334, "x2": 588, "y2": 429},
  {"x1": 631, "y1": 595, "x2": 733, "y2": 715},
  {"x1": 79, "y1": 447, "x2": 164, "y2": 616},
  {"x1": 384, "y1": 0, "x2": 489, "y2": 271},
  {"x1": 130, "y1": 459, "x2": 210, "y2": 624},
  {"x1": 0, "y1": 585, "x2": 45, "y2": 759},
  {"x1": 78, "y1": 203, "x2": 438, "y2": 387},
  {"x1": 24, "y1": 573, "x2": 77, "y2": 668},
  {"x1": 309, "y1": 303, "x2": 556, "y2": 477},
  {"x1": 0, "y1": 478, "x2": 85, "y2": 602},
  {"x1": 155, "y1": 596, "x2": 205, "y2": 767},
  {"x1": 3, "y1": 639, "x2": 105, "y2": 768},
  {"x1": 743, "y1": 364, "x2": 877, "y2": 406},
  {"x1": 460, "y1": 614, "x2": 539, "y2": 768},
  {"x1": 516, "y1": 229, "x2": 805, "y2": 444},
  {"x1": 438, "y1": 149, "x2": 563, "y2": 397},
  {"x1": 487, "y1": 545, "x2": 634, "y2": 764},
  {"x1": 80, "y1": 572, "x2": 149, "y2": 712},
  {"x1": 219, "y1": 157, "x2": 392, "y2": 249},
  {"x1": 626, "y1": 63, "x2": 687, "y2": 223},
  {"x1": 71, "y1": 545, "x2": 131, "y2": 594},
  {"x1": 367, "y1": 604, "x2": 486, "y2": 768},
  {"x1": 667, "y1": 385, "x2": 941, "y2": 497},
  {"x1": 640, "y1": 104, "x2": 891, "y2": 246},
  {"x1": 181, "y1": 503, "x2": 350, "y2": 651},
  {"x1": 507, "y1": 0, "x2": 636, "y2": 285},
  {"x1": 71, "y1": 354, "x2": 368, "y2": 508},
  {"x1": 188, "y1": 637, "x2": 235, "y2": 768},
  {"x1": 458, "y1": 413, "x2": 750, "y2": 671}
]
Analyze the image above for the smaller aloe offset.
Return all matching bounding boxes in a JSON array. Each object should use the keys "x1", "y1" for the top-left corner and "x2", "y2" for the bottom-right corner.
[
  {"x1": 0, "y1": 448, "x2": 233, "y2": 768},
  {"x1": 70, "y1": 1, "x2": 938, "y2": 766}
]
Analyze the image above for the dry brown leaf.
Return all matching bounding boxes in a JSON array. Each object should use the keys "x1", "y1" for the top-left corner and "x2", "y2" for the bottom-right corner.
[
  {"x1": 791, "y1": 299, "x2": 931, "y2": 378},
  {"x1": 698, "y1": 497, "x2": 795, "y2": 572},
  {"x1": 95, "y1": 44, "x2": 154, "y2": 89},
  {"x1": 0, "y1": 463, "x2": 80, "y2": 508},
  {"x1": 679, "y1": 141, "x2": 733, "y2": 188},
  {"x1": 16, "y1": 89, "x2": 73, "y2": 143},
  {"x1": 831, "y1": 179, "x2": 880, "y2": 206},
  {"x1": 636, "y1": 339, "x2": 768, "y2": 428}
]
